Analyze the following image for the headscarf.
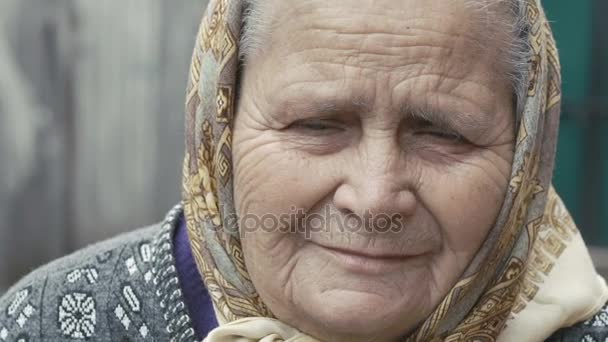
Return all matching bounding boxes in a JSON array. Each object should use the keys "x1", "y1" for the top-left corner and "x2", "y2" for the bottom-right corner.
[{"x1": 182, "y1": 0, "x2": 608, "y2": 340}]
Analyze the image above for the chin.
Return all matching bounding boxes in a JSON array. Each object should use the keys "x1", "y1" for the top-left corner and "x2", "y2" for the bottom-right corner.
[{"x1": 298, "y1": 288, "x2": 426, "y2": 341}]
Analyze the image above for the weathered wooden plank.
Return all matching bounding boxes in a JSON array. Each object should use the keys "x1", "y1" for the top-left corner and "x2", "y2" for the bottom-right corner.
[
  {"x1": 154, "y1": 1, "x2": 206, "y2": 216},
  {"x1": 0, "y1": 0, "x2": 206, "y2": 290},
  {"x1": 69, "y1": 0, "x2": 204, "y2": 245},
  {"x1": 0, "y1": 0, "x2": 72, "y2": 289}
]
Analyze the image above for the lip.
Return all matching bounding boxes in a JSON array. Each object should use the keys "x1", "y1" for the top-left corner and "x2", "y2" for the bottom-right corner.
[{"x1": 311, "y1": 242, "x2": 426, "y2": 275}]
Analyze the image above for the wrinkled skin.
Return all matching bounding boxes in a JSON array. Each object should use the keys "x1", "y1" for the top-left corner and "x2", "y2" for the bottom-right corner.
[{"x1": 232, "y1": 0, "x2": 515, "y2": 341}]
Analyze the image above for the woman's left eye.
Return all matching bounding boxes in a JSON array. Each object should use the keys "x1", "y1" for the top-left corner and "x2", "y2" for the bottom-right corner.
[{"x1": 417, "y1": 130, "x2": 466, "y2": 143}]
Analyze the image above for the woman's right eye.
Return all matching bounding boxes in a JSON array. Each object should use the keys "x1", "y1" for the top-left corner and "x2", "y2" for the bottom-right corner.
[
  {"x1": 281, "y1": 118, "x2": 351, "y2": 154},
  {"x1": 287, "y1": 119, "x2": 345, "y2": 134}
]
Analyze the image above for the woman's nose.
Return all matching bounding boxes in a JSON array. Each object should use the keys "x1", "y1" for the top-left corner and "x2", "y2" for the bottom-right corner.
[
  {"x1": 333, "y1": 175, "x2": 417, "y2": 220},
  {"x1": 332, "y1": 146, "x2": 418, "y2": 221}
]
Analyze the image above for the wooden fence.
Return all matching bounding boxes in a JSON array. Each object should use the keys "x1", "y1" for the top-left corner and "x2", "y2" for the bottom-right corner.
[{"x1": 0, "y1": 0, "x2": 208, "y2": 290}]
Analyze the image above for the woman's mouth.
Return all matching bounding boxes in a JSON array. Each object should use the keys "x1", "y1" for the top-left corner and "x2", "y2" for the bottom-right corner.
[{"x1": 310, "y1": 242, "x2": 429, "y2": 275}]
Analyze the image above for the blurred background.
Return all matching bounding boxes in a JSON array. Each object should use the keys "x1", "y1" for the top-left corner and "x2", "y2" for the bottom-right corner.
[{"x1": 0, "y1": 0, "x2": 606, "y2": 292}]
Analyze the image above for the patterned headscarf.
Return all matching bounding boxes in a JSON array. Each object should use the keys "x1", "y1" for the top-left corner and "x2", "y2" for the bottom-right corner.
[{"x1": 182, "y1": 0, "x2": 608, "y2": 340}]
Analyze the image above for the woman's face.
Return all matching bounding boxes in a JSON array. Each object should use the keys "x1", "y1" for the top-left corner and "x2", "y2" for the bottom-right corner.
[{"x1": 233, "y1": 0, "x2": 515, "y2": 340}]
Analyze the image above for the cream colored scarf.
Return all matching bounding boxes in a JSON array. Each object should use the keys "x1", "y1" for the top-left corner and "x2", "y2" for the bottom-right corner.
[{"x1": 182, "y1": 0, "x2": 608, "y2": 340}]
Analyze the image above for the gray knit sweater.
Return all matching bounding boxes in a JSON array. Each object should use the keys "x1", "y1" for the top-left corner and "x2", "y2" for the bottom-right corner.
[
  {"x1": 0, "y1": 206, "x2": 197, "y2": 341},
  {"x1": 2, "y1": 204, "x2": 608, "y2": 342}
]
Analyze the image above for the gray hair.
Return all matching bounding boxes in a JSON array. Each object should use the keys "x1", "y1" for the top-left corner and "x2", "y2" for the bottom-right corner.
[{"x1": 239, "y1": 0, "x2": 531, "y2": 121}]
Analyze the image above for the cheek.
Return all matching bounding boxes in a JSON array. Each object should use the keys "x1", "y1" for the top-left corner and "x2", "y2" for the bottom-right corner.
[
  {"x1": 234, "y1": 142, "x2": 304, "y2": 305},
  {"x1": 233, "y1": 134, "x2": 340, "y2": 218},
  {"x1": 421, "y1": 159, "x2": 509, "y2": 260},
  {"x1": 233, "y1": 131, "x2": 342, "y2": 278}
]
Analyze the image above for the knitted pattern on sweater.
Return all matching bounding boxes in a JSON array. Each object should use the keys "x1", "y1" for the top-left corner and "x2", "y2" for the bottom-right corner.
[{"x1": 0, "y1": 205, "x2": 197, "y2": 341}]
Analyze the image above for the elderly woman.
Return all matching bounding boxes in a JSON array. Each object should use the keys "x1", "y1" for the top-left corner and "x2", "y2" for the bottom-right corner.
[{"x1": 1, "y1": 0, "x2": 607, "y2": 341}]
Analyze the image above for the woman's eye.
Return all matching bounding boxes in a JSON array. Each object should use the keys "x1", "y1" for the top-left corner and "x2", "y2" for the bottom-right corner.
[
  {"x1": 288, "y1": 119, "x2": 344, "y2": 133},
  {"x1": 417, "y1": 129, "x2": 466, "y2": 143}
]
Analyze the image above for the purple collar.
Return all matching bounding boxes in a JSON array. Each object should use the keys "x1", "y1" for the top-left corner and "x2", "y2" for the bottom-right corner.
[{"x1": 173, "y1": 215, "x2": 219, "y2": 339}]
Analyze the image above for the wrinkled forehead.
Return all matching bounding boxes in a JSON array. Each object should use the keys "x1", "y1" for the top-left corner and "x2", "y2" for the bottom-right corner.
[
  {"x1": 275, "y1": 0, "x2": 477, "y2": 32},
  {"x1": 242, "y1": 0, "x2": 512, "y2": 63},
  {"x1": 239, "y1": 0, "x2": 515, "y2": 123},
  {"x1": 242, "y1": 0, "x2": 514, "y2": 87}
]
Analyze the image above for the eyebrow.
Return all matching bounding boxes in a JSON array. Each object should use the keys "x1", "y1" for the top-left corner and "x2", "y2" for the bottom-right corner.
[
  {"x1": 399, "y1": 103, "x2": 492, "y2": 133},
  {"x1": 280, "y1": 96, "x2": 372, "y2": 120}
]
